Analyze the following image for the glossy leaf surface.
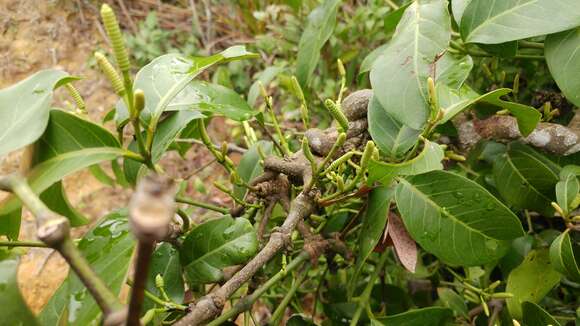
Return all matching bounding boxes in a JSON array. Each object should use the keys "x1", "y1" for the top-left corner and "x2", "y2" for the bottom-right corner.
[
  {"x1": 181, "y1": 216, "x2": 258, "y2": 284},
  {"x1": 506, "y1": 250, "x2": 561, "y2": 319},
  {"x1": 546, "y1": 28, "x2": 580, "y2": 107},
  {"x1": 370, "y1": 0, "x2": 451, "y2": 129},
  {"x1": 460, "y1": 0, "x2": 580, "y2": 44},
  {"x1": 295, "y1": 0, "x2": 341, "y2": 87},
  {"x1": 395, "y1": 170, "x2": 524, "y2": 266},
  {"x1": 0, "y1": 69, "x2": 68, "y2": 157},
  {"x1": 39, "y1": 210, "x2": 135, "y2": 325}
]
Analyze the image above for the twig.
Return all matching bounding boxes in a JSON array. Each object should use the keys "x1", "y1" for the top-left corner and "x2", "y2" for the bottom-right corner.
[
  {"x1": 0, "y1": 175, "x2": 125, "y2": 322},
  {"x1": 270, "y1": 263, "x2": 311, "y2": 324},
  {"x1": 385, "y1": 0, "x2": 399, "y2": 10},
  {"x1": 205, "y1": 251, "x2": 310, "y2": 326},
  {"x1": 126, "y1": 174, "x2": 176, "y2": 325},
  {"x1": 176, "y1": 195, "x2": 229, "y2": 214},
  {"x1": 0, "y1": 240, "x2": 47, "y2": 248}
]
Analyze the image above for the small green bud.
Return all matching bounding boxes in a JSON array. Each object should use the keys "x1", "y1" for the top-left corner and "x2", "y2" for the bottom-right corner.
[
  {"x1": 337, "y1": 58, "x2": 346, "y2": 77},
  {"x1": 100, "y1": 4, "x2": 130, "y2": 73},
  {"x1": 133, "y1": 89, "x2": 145, "y2": 118},
  {"x1": 324, "y1": 99, "x2": 349, "y2": 133},
  {"x1": 95, "y1": 52, "x2": 124, "y2": 95},
  {"x1": 258, "y1": 81, "x2": 268, "y2": 99},
  {"x1": 291, "y1": 76, "x2": 305, "y2": 102},
  {"x1": 155, "y1": 274, "x2": 164, "y2": 289},
  {"x1": 359, "y1": 141, "x2": 375, "y2": 171},
  {"x1": 490, "y1": 292, "x2": 514, "y2": 299}
]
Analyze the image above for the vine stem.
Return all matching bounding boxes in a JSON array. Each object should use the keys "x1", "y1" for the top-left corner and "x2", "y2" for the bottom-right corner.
[
  {"x1": 0, "y1": 175, "x2": 124, "y2": 321},
  {"x1": 175, "y1": 196, "x2": 229, "y2": 214},
  {"x1": 270, "y1": 263, "x2": 311, "y2": 324},
  {"x1": 206, "y1": 252, "x2": 310, "y2": 326},
  {"x1": 350, "y1": 250, "x2": 389, "y2": 326},
  {"x1": 0, "y1": 240, "x2": 47, "y2": 247}
]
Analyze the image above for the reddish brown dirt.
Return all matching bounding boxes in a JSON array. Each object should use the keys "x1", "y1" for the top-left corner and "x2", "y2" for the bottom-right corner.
[{"x1": 0, "y1": 0, "x2": 231, "y2": 314}]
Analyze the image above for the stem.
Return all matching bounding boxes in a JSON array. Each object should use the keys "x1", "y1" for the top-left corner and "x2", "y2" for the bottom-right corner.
[
  {"x1": 519, "y1": 40, "x2": 544, "y2": 49},
  {"x1": 0, "y1": 240, "x2": 47, "y2": 248},
  {"x1": 271, "y1": 264, "x2": 311, "y2": 324},
  {"x1": 350, "y1": 251, "x2": 389, "y2": 326},
  {"x1": 59, "y1": 237, "x2": 124, "y2": 315},
  {"x1": 385, "y1": 0, "x2": 399, "y2": 10},
  {"x1": 206, "y1": 252, "x2": 310, "y2": 326},
  {"x1": 127, "y1": 241, "x2": 155, "y2": 326},
  {"x1": 175, "y1": 196, "x2": 229, "y2": 214}
]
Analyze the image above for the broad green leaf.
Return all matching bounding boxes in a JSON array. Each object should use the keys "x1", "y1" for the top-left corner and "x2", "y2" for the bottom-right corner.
[
  {"x1": 506, "y1": 250, "x2": 561, "y2": 319},
  {"x1": 180, "y1": 216, "x2": 258, "y2": 284},
  {"x1": 360, "y1": 43, "x2": 389, "y2": 75},
  {"x1": 0, "y1": 69, "x2": 68, "y2": 157},
  {"x1": 370, "y1": 0, "x2": 451, "y2": 129},
  {"x1": 549, "y1": 230, "x2": 580, "y2": 282},
  {"x1": 295, "y1": 0, "x2": 341, "y2": 87},
  {"x1": 368, "y1": 95, "x2": 421, "y2": 160},
  {"x1": 39, "y1": 182, "x2": 88, "y2": 226},
  {"x1": 437, "y1": 83, "x2": 479, "y2": 123},
  {"x1": 132, "y1": 46, "x2": 257, "y2": 125},
  {"x1": 0, "y1": 147, "x2": 128, "y2": 224},
  {"x1": 479, "y1": 41, "x2": 518, "y2": 58},
  {"x1": 437, "y1": 288, "x2": 468, "y2": 317},
  {"x1": 124, "y1": 111, "x2": 203, "y2": 184},
  {"x1": 368, "y1": 140, "x2": 444, "y2": 185},
  {"x1": 546, "y1": 28, "x2": 580, "y2": 107},
  {"x1": 384, "y1": 3, "x2": 412, "y2": 35},
  {"x1": 440, "y1": 88, "x2": 541, "y2": 136},
  {"x1": 435, "y1": 53, "x2": 473, "y2": 90},
  {"x1": 350, "y1": 186, "x2": 394, "y2": 294},
  {"x1": 33, "y1": 110, "x2": 120, "y2": 162},
  {"x1": 522, "y1": 301, "x2": 562, "y2": 326},
  {"x1": 234, "y1": 141, "x2": 273, "y2": 199},
  {"x1": 460, "y1": 0, "x2": 580, "y2": 44},
  {"x1": 144, "y1": 243, "x2": 184, "y2": 310},
  {"x1": 39, "y1": 210, "x2": 136, "y2": 325},
  {"x1": 395, "y1": 170, "x2": 524, "y2": 266},
  {"x1": 375, "y1": 307, "x2": 453, "y2": 325},
  {"x1": 493, "y1": 142, "x2": 560, "y2": 215},
  {"x1": 556, "y1": 170, "x2": 579, "y2": 215},
  {"x1": 0, "y1": 255, "x2": 39, "y2": 326},
  {"x1": 451, "y1": 0, "x2": 472, "y2": 25}
]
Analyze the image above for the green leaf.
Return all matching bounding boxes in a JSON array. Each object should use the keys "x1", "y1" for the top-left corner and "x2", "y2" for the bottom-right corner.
[
  {"x1": 350, "y1": 186, "x2": 394, "y2": 294},
  {"x1": 460, "y1": 0, "x2": 580, "y2": 44},
  {"x1": 39, "y1": 182, "x2": 88, "y2": 227},
  {"x1": 522, "y1": 301, "x2": 562, "y2": 326},
  {"x1": 437, "y1": 288, "x2": 468, "y2": 317},
  {"x1": 435, "y1": 53, "x2": 473, "y2": 90},
  {"x1": 124, "y1": 111, "x2": 203, "y2": 184},
  {"x1": 492, "y1": 142, "x2": 560, "y2": 215},
  {"x1": 0, "y1": 69, "x2": 68, "y2": 157},
  {"x1": 546, "y1": 28, "x2": 580, "y2": 107},
  {"x1": 368, "y1": 95, "x2": 421, "y2": 160},
  {"x1": 395, "y1": 170, "x2": 524, "y2": 266},
  {"x1": 549, "y1": 230, "x2": 580, "y2": 282},
  {"x1": 360, "y1": 44, "x2": 389, "y2": 75},
  {"x1": 132, "y1": 46, "x2": 257, "y2": 125},
  {"x1": 234, "y1": 141, "x2": 273, "y2": 199},
  {"x1": 180, "y1": 216, "x2": 258, "y2": 284},
  {"x1": 451, "y1": 0, "x2": 472, "y2": 25},
  {"x1": 248, "y1": 66, "x2": 283, "y2": 107},
  {"x1": 0, "y1": 255, "x2": 39, "y2": 326},
  {"x1": 368, "y1": 140, "x2": 444, "y2": 185},
  {"x1": 295, "y1": 0, "x2": 341, "y2": 87},
  {"x1": 439, "y1": 88, "x2": 541, "y2": 136},
  {"x1": 39, "y1": 210, "x2": 136, "y2": 325},
  {"x1": 384, "y1": 3, "x2": 412, "y2": 35},
  {"x1": 0, "y1": 147, "x2": 128, "y2": 228},
  {"x1": 479, "y1": 42, "x2": 518, "y2": 58},
  {"x1": 370, "y1": 0, "x2": 451, "y2": 129},
  {"x1": 144, "y1": 243, "x2": 184, "y2": 310},
  {"x1": 556, "y1": 169, "x2": 579, "y2": 215},
  {"x1": 375, "y1": 307, "x2": 453, "y2": 325},
  {"x1": 506, "y1": 249, "x2": 561, "y2": 319}
]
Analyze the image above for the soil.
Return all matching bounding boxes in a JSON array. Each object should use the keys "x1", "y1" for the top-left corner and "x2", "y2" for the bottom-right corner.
[{"x1": 0, "y1": 0, "x2": 232, "y2": 314}]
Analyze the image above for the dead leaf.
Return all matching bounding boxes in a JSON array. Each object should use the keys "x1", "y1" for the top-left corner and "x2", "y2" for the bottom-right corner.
[{"x1": 388, "y1": 212, "x2": 417, "y2": 273}]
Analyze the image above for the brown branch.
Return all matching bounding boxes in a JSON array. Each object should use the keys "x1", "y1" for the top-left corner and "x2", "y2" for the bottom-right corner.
[{"x1": 457, "y1": 115, "x2": 580, "y2": 155}]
